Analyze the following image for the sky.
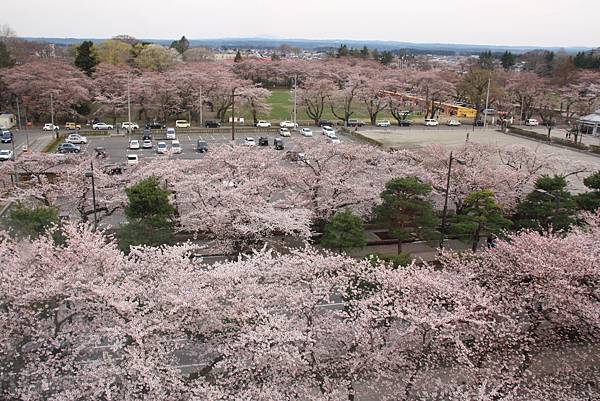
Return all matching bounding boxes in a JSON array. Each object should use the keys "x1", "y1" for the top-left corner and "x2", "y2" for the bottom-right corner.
[{"x1": 4, "y1": 0, "x2": 600, "y2": 48}]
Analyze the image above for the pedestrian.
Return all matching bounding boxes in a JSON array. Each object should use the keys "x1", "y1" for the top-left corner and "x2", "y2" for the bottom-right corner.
[{"x1": 117, "y1": 125, "x2": 120, "y2": 134}]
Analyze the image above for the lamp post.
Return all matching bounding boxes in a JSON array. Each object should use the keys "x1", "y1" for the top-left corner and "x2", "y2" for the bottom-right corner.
[
  {"x1": 85, "y1": 161, "x2": 98, "y2": 231},
  {"x1": 534, "y1": 188, "x2": 561, "y2": 226},
  {"x1": 439, "y1": 152, "x2": 466, "y2": 249}
]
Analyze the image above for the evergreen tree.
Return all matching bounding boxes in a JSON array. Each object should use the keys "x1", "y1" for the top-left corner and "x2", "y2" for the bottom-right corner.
[
  {"x1": 514, "y1": 175, "x2": 578, "y2": 233},
  {"x1": 575, "y1": 171, "x2": 600, "y2": 212},
  {"x1": 360, "y1": 45, "x2": 370, "y2": 59},
  {"x1": 478, "y1": 50, "x2": 495, "y2": 70},
  {"x1": 74, "y1": 40, "x2": 99, "y2": 76},
  {"x1": 170, "y1": 35, "x2": 190, "y2": 54},
  {"x1": 500, "y1": 51, "x2": 516, "y2": 70},
  {"x1": 234, "y1": 50, "x2": 242, "y2": 62},
  {"x1": 0, "y1": 41, "x2": 14, "y2": 68},
  {"x1": 9, "y1": 206, "x2": 58, "y2": 239},
  {"x1": 321, "y1": 209, "x2": 366, "y2": 252},
  {"x1": 118, "y1": 177, "x2": 176, "y2": 252},
  {"x1": 379, "y1": 51, "x2": 394, "y2": 65},
  {"x1": 337, "y1": 44, "x2": 349, "y2": 58},
  {"x1": 374, "y1": 177, "x2": 439, "y2": 253},
  {"x1": 450, "y1": 189, "x2": 512, "y2": 252}
]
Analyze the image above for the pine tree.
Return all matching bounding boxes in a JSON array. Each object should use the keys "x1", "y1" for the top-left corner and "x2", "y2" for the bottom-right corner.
[
  {"x1": 234, "y1": 50, "x2": 242, "y2": 62},
  {"x1": 74, "y1": 40, "x2": 99, "y2": 76},
  {"x1": 321, "y1": 209, "x2": 366, "y2": 252}
]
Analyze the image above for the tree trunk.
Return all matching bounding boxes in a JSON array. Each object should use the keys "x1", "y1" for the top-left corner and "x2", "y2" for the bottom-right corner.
[
  {"x1": 472, "y1": 223, "x2": 482, "y2": 252},
  {"x1": 397, "y1": 238, "x2": 403, "y2": 254}
]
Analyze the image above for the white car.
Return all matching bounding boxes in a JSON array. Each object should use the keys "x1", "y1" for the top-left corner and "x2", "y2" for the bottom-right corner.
[
  {"x1": 121, "y1": 122, "x2": 139, "y2": 130},
  {"x1": 92, "y1": 122, "x2": 114, "y2": 130},
  {"x1": 256, "y1": 120, "x2": 272, "y2": 128},
  {"x1": 156, "y1": 141, "x2": 168, "y2": 154},
  {"x1": 166, "y1": 128, "x2": 176, "y2": 140},
  {"x1": 279, "y1": 128, "x2": 291, "y2": 137},
  {"x1": 142, "y1": 139, "x2": 152, "y2": 149},
  {"x1": 127, "y1": 154, "x2": 139, "y2": 165},
  {"x1": 43, "y1": 123, "x2": 59, "y2": 131},
  {"x1": 447, "y1": 119, "x2": 461, "y2": 126},
  {"x1": 244, "y1": 137, "x2": 256, "y2": 146},
  {"x1": 301, "y1": 128, "x2": 313, "y2": 137},
  {"x1": 175, "y1": 120, "x2": 191, "y2": 128},
  {"x1": 376, "y1": 120, "x2": 391, "y2": 127},
  {"x1": 322, "y1": 126, "x2": 335, "y2": 136},
  {"x1": 280, "y1": 121, "x2": 298, "y2": 129},
  {"x1": 327, "y1": 136, "x2": 341, "y2": 144},
  {"x1": 171, "y1": 140, "x2": 182, "y2": 154},
  {"x1": 129, "y1": 139, "x2": 140, "y2": 150},
  {"x1": 0, "y1": 149, "x2": 13, "y2": 161},
  {"x1": 525, "y1": 118, "x2": 539, "y2": 126},
  {"x1": 66, "y1": 133, "x2": 88, "y2": 144},
  {"x1": 424, "y1": 119, "x2": 439, "y2": 126}
]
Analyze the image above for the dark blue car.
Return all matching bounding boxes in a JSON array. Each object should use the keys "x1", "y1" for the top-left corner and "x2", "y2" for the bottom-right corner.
[{"x1": 1, "y1": 130, "x2": 12, "y2": 143}]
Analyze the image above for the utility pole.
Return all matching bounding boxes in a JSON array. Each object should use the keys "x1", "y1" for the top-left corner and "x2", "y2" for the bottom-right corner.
[
  {"x1": 85, "y1": 161, "x2": 98, "y2": 232},
  {"x1": 483, "y1": 77, "x2": 491, "y2": 128},
  {"x1": 15, "y1": 97, "x2": 21, "y2": 130},
  {"x1": 50, "y1": 92, "x2": 55, "y2": 127},
  {"x1": 439, "y1": 152, "x2": 454, "y2": 249},
  {"x1": 231, "y1": 88, "x2": 236, "y2": 143},
  {"x1": 127, "y1": 72, "x2": 132, "y2": 134},
  {"x1": 199, "y1": 86, "x2": 203, "y2": 127},
  {"x1": 293, "y1": 75, "x2": 297, "y2": 129}
]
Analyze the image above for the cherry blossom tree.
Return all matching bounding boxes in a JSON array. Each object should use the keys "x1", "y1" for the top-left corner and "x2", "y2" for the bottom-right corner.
[
  {"x1": 92, "y1": 63, "x2": 134, "y2": 125},
  {"x1": 298, "y1": 77, "x2": 336, "y2": 125},
  {"x1": 0, "y1": 60, "x2": 92, "y2": 121}
]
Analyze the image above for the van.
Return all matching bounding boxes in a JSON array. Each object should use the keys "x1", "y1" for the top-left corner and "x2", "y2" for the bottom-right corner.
[
  {"x1": 65, "y1": 122, "x2": 81, "y2": 130},
  {"x1": 274, "y1": 138, "x2": 284, "y2": 150},
  {"x1": 166, "y1": 128, "x2": 176, "y2": 140}
]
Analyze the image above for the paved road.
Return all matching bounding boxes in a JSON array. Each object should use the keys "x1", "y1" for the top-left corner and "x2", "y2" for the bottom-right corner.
[{"x1": 79, "y1": 127, "x2": 357, "y2": 164}]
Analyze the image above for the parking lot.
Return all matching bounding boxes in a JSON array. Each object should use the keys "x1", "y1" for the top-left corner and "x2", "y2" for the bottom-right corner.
[{"x1": 75, "y1": 127, "x2": 357, "y2": 163}]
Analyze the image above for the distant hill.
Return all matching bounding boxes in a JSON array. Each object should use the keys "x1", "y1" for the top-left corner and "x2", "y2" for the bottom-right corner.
[{"x1": 21, "y1": 36, "x2": 594, "y2": 55}]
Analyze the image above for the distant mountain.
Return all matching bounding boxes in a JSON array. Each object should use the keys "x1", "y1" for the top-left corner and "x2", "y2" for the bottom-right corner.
[{"x1": 21, "y1": 36, "x2": 594, "y2": 55}]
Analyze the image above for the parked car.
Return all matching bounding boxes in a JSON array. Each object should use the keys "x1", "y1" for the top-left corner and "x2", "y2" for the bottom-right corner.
[
  {"x1": 279, "y1": 121, "x2": 298, "y2": 129},
  {"x1": 175, "y1": 120, "x2": 190, "y2": 128},
  {"x1": 205, "y1": 120, "x2": 221, "y2": 128},
  {"x1": 171, "y1": 140, "x2": 182, "y2": 154},
  {"x1": 65, "y1": 122, "x2": 81, "y2": 130},
  {"x1": 424, "y1": 119, "x2": 439, "y2": 126},
  {"x1": 244, "y1": 137, "x2": 256, "y2": 146},
  {"x1": 525, "y1": 118, "x2": 539, "y2": 126},
  {"x1": 66, "y1": 133, "x2": 88, "y2": 144},
  {"x1": 301, "y1": 128, "x2": 313, "y2": 137},
  {"x1": 258, "y1": 137, "x2": 269, "y2": 146},
  {"x1": 1, "y1": 130, "x2": 12, "y2": 143},
  {"x1": 43, "y1": 123, "x2": 59, "y2": 131},
  {"x1": 58, "y1": 143, "x2": 81, "y2": 154},
  {"x1": 327, "y1": 136, "x2": 341, "y2": 144},
  {"x1": 256, "y1": 120, "x2": 272, "y2": 128},
  {"x1": 474, "y1": 119, "x2": 484, "y2": 127},
  {"x1": 129, "y1": 139, "x2": 140, "y2": 150},
  {"x1": 166, "y1": 128, "x2": 176, "y2": 140},
  {"x1": 157, "y1": 141, "x2": 168, "y2": 154},
  {"x1": 348, "y1": 119, "x2": 366, "y2": 127},
  {"x1": 92, "y1": 122, "x2": 113, "y2": 130},
  {"x1": 398, "y1": 120, "x2": 412, "y2": 127},
  {"x1": 447, "y1": 119, "x2": 461, "y2": 126},
  {"x1": 274, "y1": 138, "x2": 284, "y2": 150},
  {"x1": 197, "y1": 140, "x2": 209, "y2": 153},
  {"x1": 279, "y1": 128, "x2": 291, "y2": 137},
  {"x1": 318, "y1": 119, "x2": 335, "y2": 127},
  {"x1": 127, "y1": 154, "x2": 139, "y2": 165},
  {"x1": 121, "y1": 122, "x2": 139, "y2": 131},
  {"x1": 142, "y1": 129, "x2": 152, "y2": 141},
  {"x1": 481, "y1": 108, "x2": 496, "y2": 115},
  {"x1": 145, "y1": 121, "x2": 165, "y2": 129},
  {"x1": 322, "y1": 126, "x2": 335, "y2": 136},
  {"x1": 376, "y1": 120, "x2": 391, "y2": 127},
  {"x1": 0, "y1": 149, "x2": 13, "y2": 161},
  {"x1": 142, "y1": 139, "x2": 153, "y2": 149}
]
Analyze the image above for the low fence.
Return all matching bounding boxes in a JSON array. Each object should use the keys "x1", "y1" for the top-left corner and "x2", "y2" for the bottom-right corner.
[{"x1": 506, "y1": 126, "x2": 593, "y2": 153}]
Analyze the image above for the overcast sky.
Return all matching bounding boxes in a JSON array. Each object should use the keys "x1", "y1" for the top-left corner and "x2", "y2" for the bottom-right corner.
[{"x1": 4, "y1": 0, "x2": 600, "y2": 47}]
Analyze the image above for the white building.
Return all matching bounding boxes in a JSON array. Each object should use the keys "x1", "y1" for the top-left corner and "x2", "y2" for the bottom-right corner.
[
  {"x1": 0, "y1": 113, "x2": 16, "y2": 129},
  {"x1": 579, "y1": 109, "x2": 600, "y2": 136}
]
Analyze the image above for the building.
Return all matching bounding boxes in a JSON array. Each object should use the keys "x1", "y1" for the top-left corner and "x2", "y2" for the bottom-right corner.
[
  {"x1": 0, "y1": 113, "x2": 17, "y2": 129},
  {"x1": 579, "y1": 109, "x2": 600, "y2": 136}
]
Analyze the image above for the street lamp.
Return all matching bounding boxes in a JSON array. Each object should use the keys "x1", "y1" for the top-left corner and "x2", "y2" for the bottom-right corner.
[
  {"x1": 85, "y1": 161, "x2": 98, "y2": 231},
  {"x1": 439, "y1": 152, "x2": 466, "y2": 249},
  {"x1": 534, "y1": 188, "x2": 561, "y2": 218}
]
